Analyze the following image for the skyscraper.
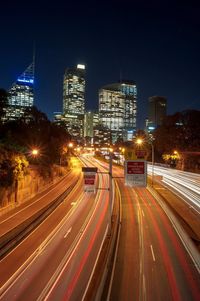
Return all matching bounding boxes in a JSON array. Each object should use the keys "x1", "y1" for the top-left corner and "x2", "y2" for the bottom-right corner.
[
  {"x1": 63, "y1": 64, "x2": 86, "y2": 139},
  {"x1": 99, "y1": 80, "x2": 137, "y2": 143},
  {"x1": 147, "y1": 96, "x2": 167, "y2": 131},
  {"x1": 6, "y1": 62, "x2": 34, "y2": 121}
]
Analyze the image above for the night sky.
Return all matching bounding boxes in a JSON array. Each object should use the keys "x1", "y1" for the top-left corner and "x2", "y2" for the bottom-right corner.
[{"x1": 0, "y1": 0, "x2": 199, "y2": 128}]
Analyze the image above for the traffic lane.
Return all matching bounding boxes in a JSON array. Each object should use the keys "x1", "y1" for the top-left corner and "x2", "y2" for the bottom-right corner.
[
  {"x1": 135, "y1": 188, "x2": 200, "y2": 301},
  {"x1": 109, "y1": 164, "x2": 200, "y2": 301},
  {"x1": 0, "y1": 184, "x2": 97, "y2": 300},
  {"x1": 0, "y1": 169, "x2": 81, "y2": 238},
  {"x1": 0, "y1": 175, "x2": 84, "y2": 288},
  {"x1": 0, "y1": 190, "x2": 98, "y2": 301},
  {"x1": 135, "y1": 188, "x2": 178, "y2": 301},
  {"x1": 109, "y1": 179, "x2": 140, "y2": 301},
  {"x1": 42, "y1": 182, "x2": 110, "y2": 300},
  {"x1": 0, "y1": 171, "x2": 108, "y2": 300}
]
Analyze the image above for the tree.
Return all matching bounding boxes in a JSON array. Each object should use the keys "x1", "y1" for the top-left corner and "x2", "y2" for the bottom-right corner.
[
  {"x1": 22, "y1": 106, "x2": 49, "y2": 124},
  {"x1": 154, "y1": 110, "x2": 200, "y2": 158},
  {"x1": 0, "y1": 145, "x2": 29, "y2": 189},
  {"x1": 0, "y1": 105, "x2": 71, "y2": 167}
]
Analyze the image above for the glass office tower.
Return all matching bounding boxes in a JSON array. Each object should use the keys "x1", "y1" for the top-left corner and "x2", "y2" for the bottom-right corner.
[
  {"x1": 7, "y1": 62, "x2": 34, "y2": 120},
  {"x1": 63, "y1": 64, "x2": 85, "y2": 139},
  {"x1": 99, "y1": 80, "x2": 137, "y2": 143}
]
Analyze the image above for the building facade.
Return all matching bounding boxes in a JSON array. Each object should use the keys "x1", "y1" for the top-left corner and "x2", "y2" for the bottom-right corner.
[
  {"x1": 6, "y1": 62, "x2": 34, "y2": 121},
  {"x1": 99, "y1": 81, "x2": 137, "y2": 143},
  {"x1": 63, "y1": 64, "x2": 86, "y2": 139},
  {"x1": 84, "y1": 111, "x2": 99, "y2": 138},
  {"x1": 93, "y1": 124, "x2": 111, "y2": 148},
  {"x1": 147, "y1": 96, "x2": 167, "y2": 131}
]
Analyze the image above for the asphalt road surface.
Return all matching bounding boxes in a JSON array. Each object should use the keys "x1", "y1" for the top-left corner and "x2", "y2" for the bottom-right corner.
[{"x1": 98, "y1": 160, "x2": 200, "y2": 301}]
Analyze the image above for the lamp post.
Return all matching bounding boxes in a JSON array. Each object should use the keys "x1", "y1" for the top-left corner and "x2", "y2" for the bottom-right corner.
[
  {"x1": 135, "y1": 137, "x2": 154, "y2": 186},
  {"x1": 150, "y1": 141, "x2": 154, "y2": 186},
  {"x1": 108, "y1": 148, "x2": 113, "y2": 233}
]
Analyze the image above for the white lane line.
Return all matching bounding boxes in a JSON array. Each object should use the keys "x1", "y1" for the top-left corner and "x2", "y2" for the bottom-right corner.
[
  {"x1": 0, "y1": 188, "x2": 84, "y2": 297},
  {"x1": 81, "y1": 224, "x2": 109, "y2": 301},
  {"x1": 71, "y1": 202, "x2": 77, "y2": 206},
  {"x1": 142, "y1": 209, "x2": 145, "y2": 217},
  {"x1": 150, "y1": 244, "x2": 156, "y2": 262},
  {"x1": 39, "y1": 181, "x2": 104, "y2": 301},
  {"x1": 64, "y1": 227, "x2": 72, "y2": 238}
]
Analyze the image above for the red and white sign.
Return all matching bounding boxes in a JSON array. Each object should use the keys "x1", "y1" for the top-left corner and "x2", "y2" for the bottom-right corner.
[
  {"x1": 127, "y1": 161, "x2": 145, "y2": 174},
  {"x1": 84, "y1": 174, "x2": 95, "y2": 185},
  {"x1": 125, "y1": 160, "x2": 147, "y2": 187},
  {"x1": 135, "y1": 150, "x2": 147, "y2": 159},
  {"x1": 82, "y1": 168, "x2": 97, "y2": 192}
]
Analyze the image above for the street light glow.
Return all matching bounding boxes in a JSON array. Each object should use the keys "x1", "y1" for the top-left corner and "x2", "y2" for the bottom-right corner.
[
  {"x1": 32, "y1": 149, "x2": 39, "y2": 156},
  {"x1": 136, "y1": 138, "x2": 143, "y2": 145}
]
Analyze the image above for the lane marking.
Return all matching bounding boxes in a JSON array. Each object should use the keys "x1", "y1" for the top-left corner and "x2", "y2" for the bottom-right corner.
[
  {"x1": 81, "y1": 224, "x2": 109, "y2": 301},
  {"x1": 150, "y1": 244, "x2": 156, "y2": 262},
  {"x1": 71, "y1": 202, "x2": 77, "y2": 206},
  {"x1": 64, "y1": 227, "x2": 72, "y2": 238}
]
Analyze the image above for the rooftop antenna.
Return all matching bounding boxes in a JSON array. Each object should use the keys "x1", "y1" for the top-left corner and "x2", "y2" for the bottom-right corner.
[{"x1": 33, "y1": 41, "x2": 36, "y2": 77}]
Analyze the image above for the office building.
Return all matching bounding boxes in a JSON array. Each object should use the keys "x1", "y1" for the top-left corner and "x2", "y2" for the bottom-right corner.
[
  {"x1": 147, "y1": 96, "x2": 167, "y2": 131},
  {"x1": 99, "y1": 80, "x2": 137, "y2": 143},
  {"x1": 84, "y1": 111, "x2": 99, "y2": 138},
  {"x1": 93, "y1": 124, "x2": 111, "y2": 147},
  {"x1": 6, "y1": 62, "x2": 34, "y2": 121},
  {"x1": 63, "y1": 64, "x2": 85, "y2": 139}
]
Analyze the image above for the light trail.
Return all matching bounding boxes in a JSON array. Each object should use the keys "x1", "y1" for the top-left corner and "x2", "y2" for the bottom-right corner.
[{"x1": 147, "y1": 165, "x2": 200, "y2": 212}]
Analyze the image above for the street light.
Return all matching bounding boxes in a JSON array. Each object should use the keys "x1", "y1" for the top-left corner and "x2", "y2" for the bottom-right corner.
[
  {"x1": 136, "y1": 138, "x2": 143, "y2": 145},
  {"x1": 135, "y1": 138, "x2": 154, "y2": 186},
  {"x1": 68, "y1": 142, "x2": 73, "y2": 148},
  {"x1": 32, "y1": 149, "x2": 39, "y2": 157}
]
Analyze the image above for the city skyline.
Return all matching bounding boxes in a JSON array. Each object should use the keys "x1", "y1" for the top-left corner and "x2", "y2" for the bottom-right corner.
[{"x1": 0, "y1": 1, "x2": 199, "y2": 129}]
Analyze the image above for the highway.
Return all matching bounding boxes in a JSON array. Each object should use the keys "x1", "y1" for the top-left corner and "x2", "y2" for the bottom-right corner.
[
  {"x1": 148, "y1": 165, "x2": 200, "y2": 213},
  {"x1": 0, "y1": 156, "x2": 199, "y2": 301},
  {"x1": 96, "y1": 160, "x2": 200, "y2": 301},
  {"x1": 0, "y1": 157, "x2": 110, "y2": 300}
]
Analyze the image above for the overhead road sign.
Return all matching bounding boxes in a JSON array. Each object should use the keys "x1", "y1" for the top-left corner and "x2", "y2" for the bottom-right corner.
[
  {"x1": 82, "y1": 167, "x2": 98, "y2": 192},
  {"x1": 125, "y1": 160, "x2": 147, "y2": 187},
  {"x1": 82, "y1": 167, "x2": 98, "y2": 173}
]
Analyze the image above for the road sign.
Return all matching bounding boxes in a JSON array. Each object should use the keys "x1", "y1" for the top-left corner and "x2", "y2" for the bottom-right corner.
[
  {"x1": 82, "y1": 167, "x2": 97, "y2": 192},
  {"x1": 124, "y1": 148, "x2": 148, "y2": 160},
  {"x1": 135, "y1": 150, "x2": 147, "y2": 159},
  {"x1": 82, "y1": 167, "x2": 98, "y2": 173},
  {"x1": 84, "y1": 174, "x2": 95, "y2": 185},
  {"x1": 125, "y1": 160, "x2": 147, "y2": 187}
]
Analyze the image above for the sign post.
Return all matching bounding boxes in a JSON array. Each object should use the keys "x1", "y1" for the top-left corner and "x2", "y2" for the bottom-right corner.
[{"x1": 125, "y1": 160, "x2": 147, "y2": 187}]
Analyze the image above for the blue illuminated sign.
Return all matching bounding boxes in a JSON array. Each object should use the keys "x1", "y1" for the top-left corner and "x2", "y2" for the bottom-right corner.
[{"x1": 17, "y1": 78, "x2": 34, "y2": 84}]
